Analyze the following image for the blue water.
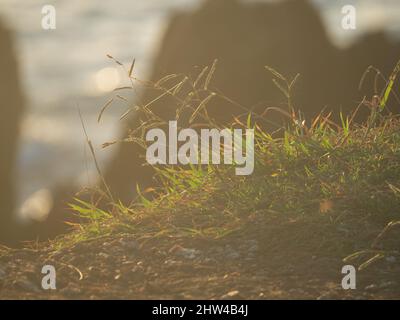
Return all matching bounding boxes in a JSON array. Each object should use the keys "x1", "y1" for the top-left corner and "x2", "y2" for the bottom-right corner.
[{"x1": 0, "y1": 0, "x2": 399, "y2": 212}]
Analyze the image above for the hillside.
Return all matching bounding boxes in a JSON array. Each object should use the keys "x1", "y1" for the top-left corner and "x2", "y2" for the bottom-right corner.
[{"x1": 1, "y1": 106, "x2": 400, "y2": 299}]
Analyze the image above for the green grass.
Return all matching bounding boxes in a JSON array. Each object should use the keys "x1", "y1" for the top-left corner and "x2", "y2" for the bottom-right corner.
[{"x1": 37, "y1": 60, "x2": 400, "y2": 270}]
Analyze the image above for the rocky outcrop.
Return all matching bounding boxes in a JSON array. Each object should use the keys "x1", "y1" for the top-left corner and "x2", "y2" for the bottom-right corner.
[{"x1": 0, "y1": 20, "x2": 24, "y2": 244}]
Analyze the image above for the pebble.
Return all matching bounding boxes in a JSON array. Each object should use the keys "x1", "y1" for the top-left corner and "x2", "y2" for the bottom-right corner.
[
  {"x1": 173, "y1": 247, "x2": 200, "y2": 260},
  {"x1": 164, "y1": 259, "x2": 180, "y2": 265},
  {"x1": 246, "y1": 240, "x2": 259, "y2": 252},
  {"x1": 226, "y1": 252, "x2": 240, "y2": 259},
  {"x1": 224, "y1": 246, "x2": 240, "y2": 260},
  {"x1": 221, "y1": 290, "x2": 240, "y2": 299},
  {"x1": 365, "y1": 284, "x2": 377, "y2": 291},
  {"x1": 385, "y1": 256, "x2": 396, "y2": 263},
  {"x1": 119, "y1": 239, "x2": 140, "y2": 251}
]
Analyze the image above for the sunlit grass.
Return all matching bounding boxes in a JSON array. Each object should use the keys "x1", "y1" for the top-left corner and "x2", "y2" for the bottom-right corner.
[{"x1": 55, "y1": 59, "x2": 400, "y2": 270}]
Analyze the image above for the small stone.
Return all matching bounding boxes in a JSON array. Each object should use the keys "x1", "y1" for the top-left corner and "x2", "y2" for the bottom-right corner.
[
  {"x1": 171, "y1": 246, "x2": 200, "y2": 260},
  {"x1": 119, "y1": 239, "x2": 140, "y2": 251},
  {"x1": 365, "y1": 284, "x2": 377, "y2": 291},
  {"x1": 226, "y1": 250, "x2": 240, "y2": 260},
  {"x1": 385, "y1": 256, "x2": 396, "y2": 263},
  {"x1": 98, "y1": 252, "x2": 109, "y2": 259},
  {"x1": 164, "y1": 259, "x2": 181, "y2": 265},
  {"x1": 248, "y1": 245, "x2": 258, "y2": 253},
  {"x1": 221, "y1": 290, "x2": 240, "y2": 299},
  {"x1": 246, "y1": 240, "x2": 259, "y2": 252}
]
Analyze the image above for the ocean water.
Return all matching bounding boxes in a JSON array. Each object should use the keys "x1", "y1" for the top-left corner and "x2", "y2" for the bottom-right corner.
[{"x1": 0, "y1": 0, "x2": 399, "y2": 216}]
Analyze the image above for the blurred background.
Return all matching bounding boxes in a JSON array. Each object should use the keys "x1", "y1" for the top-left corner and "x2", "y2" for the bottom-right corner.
[
  {"x1": 0, "y1": 0, "x2": 400, "y2": 243},
  {"x1": 0, "y1": 0, "x2": 199, "y2": 221}
]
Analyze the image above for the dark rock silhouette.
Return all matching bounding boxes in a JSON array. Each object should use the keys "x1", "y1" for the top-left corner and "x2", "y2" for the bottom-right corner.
[
  {"x1": 345, "y1": 31, "x2": 400, "y2": 114},
  {"x1": 0, "y1": 20, "x2": 25, "y2": 244},
  {"x1": 104, "y1": 0, "x2": 400, "y2": 203},
  {"x1": 0, "y1": 21, "x2": 78, "y2": 246}
]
